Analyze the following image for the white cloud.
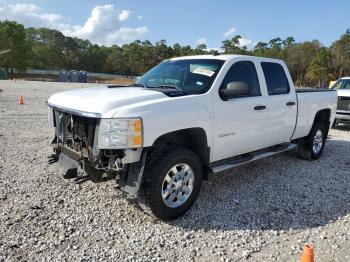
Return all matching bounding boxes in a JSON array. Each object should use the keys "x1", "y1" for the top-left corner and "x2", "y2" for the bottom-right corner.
[
  {"x1": 137, "y1": 15, "x2": 142, "y2": 20},
  {"x1": 196, "y1": 37, "x2": 206, "y2": 45},
  {"x1": 118, "y1": 10, "x2": 130, "y2": 21},
  {"x1": 0, "y1": 3, "x2": 149, "y2": 46},
  {"x1": 238, "y1": 37, "x2": 256, "y2": 50},
  {"x1": 0, "y1": 3, "x2": 65, "y2": 27},
  {"x1": 222, "y1": 27, "x2": 237, "y2": 38},
  {"x1": 103, "y1": 26, "x2": 149, "y2": 46},
  {"x1": 221, "y1": 26, "x2": 255, "y2": 50}
]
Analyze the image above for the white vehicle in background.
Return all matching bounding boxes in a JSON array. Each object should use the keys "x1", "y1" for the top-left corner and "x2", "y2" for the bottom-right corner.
[
  {"x1": 47, "y1": 55, "x2": 337, "y2": 220},
  {"x1": 331, "y1": 77, "x2": 350, "y2": 126}
]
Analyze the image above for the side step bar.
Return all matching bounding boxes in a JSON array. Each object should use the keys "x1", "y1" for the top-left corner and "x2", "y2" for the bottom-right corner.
[{"x1": 210, "y1": 143, "x2": 297, "y2": 174}]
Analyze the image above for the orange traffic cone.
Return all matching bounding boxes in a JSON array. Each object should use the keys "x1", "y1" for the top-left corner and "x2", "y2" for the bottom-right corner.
[
  {"x1": 19, "y1": 95, "x2": 25, "y2": 105},
  {"x1": 300, "y1": 245, "x2": 314, "y2": 262}
]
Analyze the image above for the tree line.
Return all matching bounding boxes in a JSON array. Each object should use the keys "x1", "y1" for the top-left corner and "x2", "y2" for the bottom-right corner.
[{"x1": 1, "y1": 20, "x2": 350, "y2": 86}]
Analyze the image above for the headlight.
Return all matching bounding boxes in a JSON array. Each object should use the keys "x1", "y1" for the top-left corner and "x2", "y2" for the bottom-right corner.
[
  {"x1": 98, "y1": 118, "x2": 143, "y2": 149},
  {"x1": 48, "y1": 107, "x2": 54, "y2": 127}
]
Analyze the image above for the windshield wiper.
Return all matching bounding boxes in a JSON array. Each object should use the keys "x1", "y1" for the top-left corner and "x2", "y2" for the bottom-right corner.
[
  {"x1": 134, "y1": 83, "x2": 147, "y2": 88},
  {"x1": 147, "y1": 84, "x2": 183, "y2": 92}
]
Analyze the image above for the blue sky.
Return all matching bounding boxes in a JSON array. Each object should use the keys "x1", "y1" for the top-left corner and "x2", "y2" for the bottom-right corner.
[{"x1": 1, "y1": 0, "x2": 349, "y2": 48}]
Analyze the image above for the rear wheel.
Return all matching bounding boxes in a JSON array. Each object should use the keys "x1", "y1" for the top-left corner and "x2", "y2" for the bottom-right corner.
[
  {"x1": 332, "y1": 119, "x2": 338, "y2": 128},
  {"x1": 297, "y1": 121, "x2": 327, "y2": 160},
  {"x1": 138, "y1": 146, "x2": 203, "y2": 221}
]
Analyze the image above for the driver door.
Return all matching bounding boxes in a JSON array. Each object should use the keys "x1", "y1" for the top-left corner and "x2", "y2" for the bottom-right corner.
[{"x1": 212, "y1": 60, "x2": 270, "y2": 162}]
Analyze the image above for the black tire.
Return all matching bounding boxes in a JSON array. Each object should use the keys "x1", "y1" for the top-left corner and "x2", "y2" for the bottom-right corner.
[
  {"x1": 297, "y1": 121, "x2": 327, "y2": 160},
  {"x1": 138, "y1": 146, "x2": 203, "y2": 221},
  {"x1": 332, "y1": 119, "x2": 338, "y2": 129}
]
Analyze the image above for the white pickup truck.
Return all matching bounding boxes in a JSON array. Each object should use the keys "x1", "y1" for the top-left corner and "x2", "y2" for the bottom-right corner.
[
  {"x1": 331, "y1": 77, "x2": 350, "y2": 126},
  {"x1": 47, "y1": 55, "x2": 337, "y2": 220}
]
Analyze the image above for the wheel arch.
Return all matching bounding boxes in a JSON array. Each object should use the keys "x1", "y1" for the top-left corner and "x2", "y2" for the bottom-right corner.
[
  {"x1": 151, "y1": 127, "x2": 210, "y2": 180},
  {"x1": 313, "y1": 108, "x2": 331, "y2": 137},
  {"x1": 314, "y1": 108, "x2": 331, "y2": 124}
]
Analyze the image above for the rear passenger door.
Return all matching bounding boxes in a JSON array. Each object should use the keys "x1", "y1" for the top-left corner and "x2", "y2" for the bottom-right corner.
[{"x1": 261, "y1": 62, "x2": 297, "y2": 145}]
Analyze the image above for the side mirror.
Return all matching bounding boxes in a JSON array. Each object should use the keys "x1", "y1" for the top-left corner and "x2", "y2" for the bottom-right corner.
[{"x1": 219, "y1": 81, "x2": 251, "y2": 100}]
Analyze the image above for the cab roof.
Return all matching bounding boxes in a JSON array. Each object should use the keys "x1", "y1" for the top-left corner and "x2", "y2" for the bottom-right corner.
[{"x1": 169, "y1": 54, "x2": 284, "y2": 64}]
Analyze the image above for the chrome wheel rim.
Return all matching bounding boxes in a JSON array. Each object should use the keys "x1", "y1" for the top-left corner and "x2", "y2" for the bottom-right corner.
[
  {"x1": 161, "y1": 163, "x2": 194, "y2": 208},
  {"x1": 312, "y1": 130, "x2": 323, "y2": 154}
]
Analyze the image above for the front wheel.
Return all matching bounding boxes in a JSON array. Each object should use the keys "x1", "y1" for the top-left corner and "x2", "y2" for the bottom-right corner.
[
  {"x1": 297, "y1": 121, "x2": 327, "y2": 160},
  {"x1": 138, "y1": 146, "x2": 203, "y2": 220}
]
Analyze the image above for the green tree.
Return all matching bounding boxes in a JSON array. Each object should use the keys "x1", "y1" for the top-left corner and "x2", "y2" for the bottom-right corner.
[
  {"x1": 194, "y1": 44, "x2": 207, "y2": 55},
  {"x1": 307, "y1": 47, "x2": 332, "y2": 87},
  {"x1": 253, "y1": 42, "x2": 269, "y2": 57},
  {"x1": 267, "y1": 37, "x2": 283, "y2": 58},
  {"x1": 80, "y1": 44, "x2": 108, "y2": 73},
  {"x1": 0, "y1": 20, "x2": 31, "y2": 78},
  {"x1": 281, "y1": 40, "x2": 321, "y2": 85},
  {"x1": 221, "y1": 35, "x2": 248, "y2": 54},
  {"x1": 331, "y1": 30, "x2": 350, "y2": 78},
  {"x1": 155, "y1": 39, "x2": 173, "y2": 62},
  {"x1": 25, "y1": 27, "x2": 66, "y2": 70},
  {"x1": 63, "y1": 37, "x2": 91, "y2": 70},
  {"x1": 282, "y1": 36, "x2": 295, "y2": 49},
  {"x1": 5, "y1": 20, "x2": 350, "y2": 87}
]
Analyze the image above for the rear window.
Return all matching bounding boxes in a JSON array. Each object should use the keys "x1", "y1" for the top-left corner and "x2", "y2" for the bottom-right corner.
[{"x1": 261, "y1": 62, "x2": 290, "y2": 95}]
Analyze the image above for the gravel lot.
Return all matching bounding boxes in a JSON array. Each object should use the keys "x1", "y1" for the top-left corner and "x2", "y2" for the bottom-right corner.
[{"x1": 0, "y1": 80, "x2": 350, "y2": 262}]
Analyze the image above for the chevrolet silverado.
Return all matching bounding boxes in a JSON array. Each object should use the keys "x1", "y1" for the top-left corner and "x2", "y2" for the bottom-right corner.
[{"x1": 47, "y1": 55, "x2": 337, "y2": 220}]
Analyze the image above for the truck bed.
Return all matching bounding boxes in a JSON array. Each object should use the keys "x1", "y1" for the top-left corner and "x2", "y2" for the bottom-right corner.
[{"x1": 292, "y1": 90, "x2": 337, "y2": 140}]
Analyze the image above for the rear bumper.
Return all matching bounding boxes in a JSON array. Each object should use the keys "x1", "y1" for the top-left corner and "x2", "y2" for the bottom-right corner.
[{"x1": 335, "y1": 110, "x2": 350, "y2": 121}]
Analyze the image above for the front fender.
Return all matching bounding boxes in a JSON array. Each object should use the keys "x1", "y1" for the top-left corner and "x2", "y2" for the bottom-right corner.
[{"x1": 113, "y1": 94, "x2": 213, "y2": 148}]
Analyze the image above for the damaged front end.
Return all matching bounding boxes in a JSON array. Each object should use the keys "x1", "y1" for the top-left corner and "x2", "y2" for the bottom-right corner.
[{"x1": 48, "y1": 106, "x2": 146, "y2": 196}]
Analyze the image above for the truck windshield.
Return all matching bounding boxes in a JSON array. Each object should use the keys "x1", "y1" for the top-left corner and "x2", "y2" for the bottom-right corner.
[
  {"x1": 135, "y1": 59, "x2": 224, "y2": 94},
  {"x1": 332, "y1": 79, "x2": 350, "y2": 90}
]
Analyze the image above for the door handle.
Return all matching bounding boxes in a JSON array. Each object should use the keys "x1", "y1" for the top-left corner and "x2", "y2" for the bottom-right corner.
[
  {"x1": 286, "y1": 101, "x2": 296, "y2": 106},
  {"x1": 254, "y1": 105, "x2": 266, "y2": 111}
]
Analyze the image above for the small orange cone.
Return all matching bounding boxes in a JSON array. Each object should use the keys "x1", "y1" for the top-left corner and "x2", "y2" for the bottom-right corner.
[
  {"x1": 19, "y1": 95, "x2": 25, "y2": 105},
  {"x1": 300, "y1": 245, "x2": 314, "y2": 262}
]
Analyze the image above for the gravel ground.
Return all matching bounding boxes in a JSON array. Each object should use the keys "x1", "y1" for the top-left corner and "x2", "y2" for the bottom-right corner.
[{"x1": 0, "y1": 80, "x2": 350, "y2": 262}]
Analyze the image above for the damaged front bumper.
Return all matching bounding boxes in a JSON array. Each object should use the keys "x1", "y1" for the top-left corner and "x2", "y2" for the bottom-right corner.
[{"x1": 48, "y1": 106, "x2": 147, "y2": 197}]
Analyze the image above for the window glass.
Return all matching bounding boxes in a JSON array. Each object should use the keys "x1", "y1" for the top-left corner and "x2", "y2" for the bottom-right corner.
[
  {"x1": 343, "y1": 80, "x2": 350, "y2": 90},
  {"x1": 261, "y1": 62, "x2": 290, "y2": 95},
  {"x1": 332, "y1": 79, "x2": 350, "y2": 90},
  {"x1": 221, "y1": 61, "x2": 261, "y2": 97}
]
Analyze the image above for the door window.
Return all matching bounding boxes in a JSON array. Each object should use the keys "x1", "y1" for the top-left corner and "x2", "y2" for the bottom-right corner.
[
  {"x1": 220, "y1": 61, "x2": 261, "y2": 97},
  {"x1": 261, "y1": 62, "x2": 290, "y2": 95}
]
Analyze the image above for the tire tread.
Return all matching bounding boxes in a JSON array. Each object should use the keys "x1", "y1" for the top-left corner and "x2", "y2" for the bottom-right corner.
[{"x1": 138, "y1": 145, "x2": 202, "y2": 220}]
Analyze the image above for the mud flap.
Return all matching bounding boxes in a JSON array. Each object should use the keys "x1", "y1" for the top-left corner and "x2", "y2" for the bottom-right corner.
[
  {"x1": 59, "y1": 153, "x2": 79, "y2": 170},
  {"x1": 119, "y1": 150, "x2": 148, "y2": 196},
  {"x1": 83, "y1": 160, "x2": 104, "y2": 182}
]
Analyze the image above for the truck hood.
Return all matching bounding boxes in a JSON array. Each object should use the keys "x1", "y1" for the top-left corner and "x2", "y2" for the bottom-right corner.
[
  {"x1": 47, "y1": 86, "x2": 168, "y2": 118},
  {"x1": 337, "y1": 89, "x2": 350, "y2": 97}
]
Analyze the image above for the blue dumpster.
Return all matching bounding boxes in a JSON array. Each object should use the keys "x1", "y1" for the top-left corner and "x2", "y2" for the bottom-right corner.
[
  {"x1": 79, "y1": 71, "x2": 87, "y2": 83},
  {"x1": 0, "y1": 68, "x2": 7, "y2": 80},
  {"x1": 59, "y1": 69, "x2": 70, "y2": 82},
  {"x1": 70, "y1": 70, "x2": 79, "y2": 83}
]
